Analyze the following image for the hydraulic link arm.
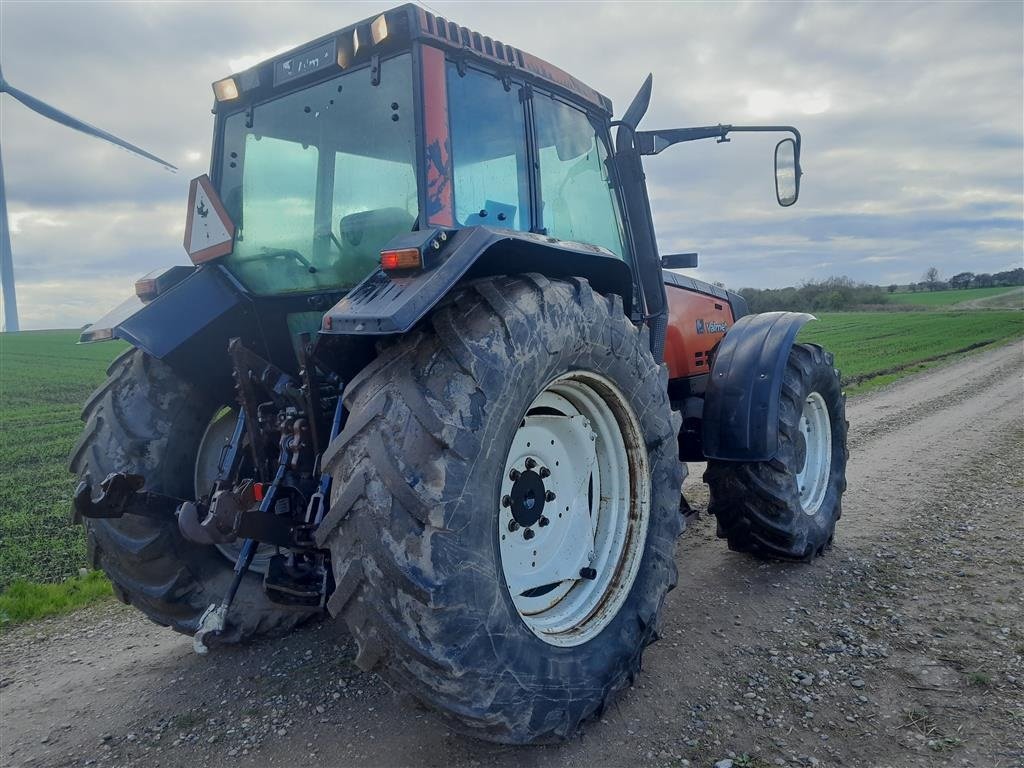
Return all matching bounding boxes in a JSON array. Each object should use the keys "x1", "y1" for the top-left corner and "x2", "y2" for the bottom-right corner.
[{"x1": 73, "y1": 472, "x2": 181, "y2": 522}]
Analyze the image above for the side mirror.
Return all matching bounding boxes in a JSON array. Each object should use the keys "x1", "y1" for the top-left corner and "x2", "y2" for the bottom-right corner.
[
  {"x1": 775, "y1": 138, "x2": 800, "y2": 206},
  {"x1": 662, "y1": 252, "x2": 698, "y2": 269}
]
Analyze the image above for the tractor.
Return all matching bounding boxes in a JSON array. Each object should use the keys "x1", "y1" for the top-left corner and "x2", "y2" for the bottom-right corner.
[{"x1": 71, "y1": 4, "x2": 848, "y2": 744}]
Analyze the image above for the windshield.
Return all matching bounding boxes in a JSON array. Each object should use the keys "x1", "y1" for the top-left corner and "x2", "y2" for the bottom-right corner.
[{"x1": 218, "y1": 53, "x2": 417, "y2": 295}]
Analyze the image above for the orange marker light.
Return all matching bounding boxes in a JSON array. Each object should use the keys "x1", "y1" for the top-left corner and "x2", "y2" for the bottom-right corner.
[
  {"x1": 380, "y1": 248, "x2": 422, "y2": 271},
  {"x1": 134, "y1": 278, "x2": 158, "y2": 301}
]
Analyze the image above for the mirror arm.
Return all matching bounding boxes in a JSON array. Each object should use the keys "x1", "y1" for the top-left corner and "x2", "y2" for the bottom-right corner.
[
  {"x1": 728, "y1": 125, "x2": 802, "y2": 163},
  {"x1": 636, "y1": 124, "x2": 733, "y2": 154},
  {"x1": 637, "y1": 124, "x2": 802, "y2": 161}
]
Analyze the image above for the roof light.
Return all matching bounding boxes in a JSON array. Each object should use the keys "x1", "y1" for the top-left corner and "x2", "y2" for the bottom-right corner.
[
  {"x1": 381, "y1": 248, "x2": 422, "y2": 271},
  {"x1": 213, "y1": 77, "x2": 240, "y2": 102},
  {"x1": 371, "y1": 14, "x2": 389, "y2": 44},
  {"x1": 352, "y1": 27, "x2": 363, "y2": 57}
]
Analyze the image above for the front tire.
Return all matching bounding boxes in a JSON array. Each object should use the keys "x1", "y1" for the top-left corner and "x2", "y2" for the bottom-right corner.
[
  {"x1": 704, "y1": 343, "x2": 848, "y2": 560},
  {"x1": 318, "y1": 275, "x2": 684, "y2": 743}
]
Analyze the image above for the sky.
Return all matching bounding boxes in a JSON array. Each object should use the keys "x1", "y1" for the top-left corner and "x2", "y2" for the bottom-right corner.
[{"x1": 1, "y1": 0, "x2": 1022, "y2": 330}]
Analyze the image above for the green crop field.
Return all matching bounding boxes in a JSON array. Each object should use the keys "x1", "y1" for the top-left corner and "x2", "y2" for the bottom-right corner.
[
  {"x1": 0, "y1": 331, "x2": 127, "y2": 591},
  {"x1": 800, "y1": 310, "x2": 1024, "y2": 390},
  {"x1": 889, "y1": 285, "x2": 1023, "y2": 308},
  {"x1": 1, "y1": 310, "x2": 1022, "y2": 622}
]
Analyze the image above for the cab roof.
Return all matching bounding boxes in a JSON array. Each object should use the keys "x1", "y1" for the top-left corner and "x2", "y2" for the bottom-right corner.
[
  {"x1": 215, "y1": 3, "x2": 612, "y2": 115},
  {"x1": 408, "y1": 4, "x2": 612, "y2": 113}
]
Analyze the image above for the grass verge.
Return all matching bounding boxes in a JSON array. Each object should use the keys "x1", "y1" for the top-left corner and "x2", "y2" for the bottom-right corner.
[{"x1": 0, "y1": 570, "x2": 113, "y2": 628}]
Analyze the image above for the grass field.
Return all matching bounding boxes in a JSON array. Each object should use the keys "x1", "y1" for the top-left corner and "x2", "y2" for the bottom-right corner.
[
  {"x1": 1, "y1": 310, "x2": 1022, "y2": 623},
  {"x1": 0, "y1": 331, "x2": 127, "y2": 592},
  {"x1": 800, "y1": 310, "x2": 1024, "y2": 391},
  {"x1": 888, "y1": 285, "x2": 1023, "y2": 308}
]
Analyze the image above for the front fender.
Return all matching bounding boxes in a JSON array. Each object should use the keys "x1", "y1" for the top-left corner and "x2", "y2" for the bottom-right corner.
[
  {"x1": 702, "y1": 311, "x2": 815, "y2": 461},
  {"x1": 320, "y1": 225, "x2": 634, "y2": 335}
]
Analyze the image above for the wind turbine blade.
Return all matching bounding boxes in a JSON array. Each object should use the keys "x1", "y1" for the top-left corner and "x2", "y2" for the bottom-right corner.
[{"x1": 3, "y1": 80, "x2": 177, "y2": 171}]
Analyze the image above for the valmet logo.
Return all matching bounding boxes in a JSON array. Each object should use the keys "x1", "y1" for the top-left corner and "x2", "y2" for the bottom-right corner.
[{"x1": 696, "y1": 319, "x2": 729, "y2": 334}]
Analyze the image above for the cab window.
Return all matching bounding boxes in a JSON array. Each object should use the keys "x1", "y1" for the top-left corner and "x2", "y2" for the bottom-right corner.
[
  {"x1": 447, "y1": 64, "x2": 531, "y2": 230},
  {"x1": 218, "y1": 53, "x2": 417, "y2": 295},
  {"x1": 533, "y1": 94, "x2": 626, "y2": 258}
]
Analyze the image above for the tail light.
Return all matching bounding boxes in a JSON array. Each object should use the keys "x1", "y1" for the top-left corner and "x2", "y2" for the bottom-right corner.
[
  {"x1": 379, "y1": 229, "x2": 450, "y2": 273},
  {"x1": 380, "y1": 248, "x2": 423, "y2": 271}
]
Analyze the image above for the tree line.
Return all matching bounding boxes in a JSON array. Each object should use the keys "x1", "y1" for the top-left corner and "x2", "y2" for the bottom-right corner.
[
  {"x1": 896, "y1": 266, "x2": 1024, "y2": 293},
  {"x1": 735, "y1": 268, "x2": 1023, "y2": 313}
]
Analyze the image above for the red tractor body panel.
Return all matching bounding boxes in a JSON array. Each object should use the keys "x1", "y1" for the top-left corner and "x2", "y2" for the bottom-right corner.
[{"x1": 663, "y1": 282, "x2": 735, "y2": 379}]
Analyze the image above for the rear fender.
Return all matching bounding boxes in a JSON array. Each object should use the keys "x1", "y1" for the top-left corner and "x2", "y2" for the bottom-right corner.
[
  {"x1": 80, "y1": 266, "x2": 255, "y2": 391},
  {"x1": 320, "y1": 226, "x2": 634, "y2": 335},
  {"x1": 702, "y1": 311, "x2": 815, "y2": 461}
]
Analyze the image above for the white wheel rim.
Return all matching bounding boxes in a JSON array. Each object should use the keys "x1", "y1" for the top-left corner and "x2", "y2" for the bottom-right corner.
[
  {"x1": 796, "y1": 391, "x2": 832, "y2": 515},
  {"x1": 195, "y1": 408, "x2": 277, "y2": 573},
  {"x1": 498, "y1": 371, "x2": 650, "y2": 647}
]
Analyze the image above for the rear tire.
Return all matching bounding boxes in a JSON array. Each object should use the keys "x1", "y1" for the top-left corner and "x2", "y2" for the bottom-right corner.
[
  {"x1": 318, "y1": 275, "x2": 684, "y2": 743},
  {"x1": 704, "y1": 343, "x2": 848, "y2": 560},
  {"x1": 69, "y1": 349, "x2": 312, "y2": 640}
]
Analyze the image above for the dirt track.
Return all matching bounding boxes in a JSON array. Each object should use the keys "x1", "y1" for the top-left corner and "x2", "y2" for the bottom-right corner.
[
  {"x1": 950, "y1": 286, "x2": 1024, "y2": 310},
  {"x1": 2, "y1": 342, "x2": 1022, "y2": 768}
]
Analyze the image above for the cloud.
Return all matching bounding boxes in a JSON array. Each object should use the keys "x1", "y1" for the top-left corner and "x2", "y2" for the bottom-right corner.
[
  {"x1": 0, "y1": 0, "x2": 1021, "y2": 329},
  {"x1": 8, "y1": 211, "x2": 68, "y2": 235},
  {"x1": 745, "y1": 89, "x2": 832, "y2": 117},
  {"x1": 228, "y1": 43, "x2": 298, "y2": 75},
  {"x1": 10, "y1": 276, "x2": 141, "y2": 331}
]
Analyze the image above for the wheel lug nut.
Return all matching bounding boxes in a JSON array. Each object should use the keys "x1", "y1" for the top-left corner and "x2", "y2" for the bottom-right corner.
[
  {"x1": 538, "y1": 516, "x2": 549, "y2": 527},
  {"x1": 509, "y1": 468, "x2": 520, "y2": 481},
  {"x1": 523, "y1": 528, "x2": 535, "y2": 540},
  {"x1": 539, "y1": 467, "x2": 550, "y2": 478},
  {"x1": 525, "y1": 457, "x2": 537, "y2": 470},
  {"x1": 579, "y1": 567, "x2": 597, "y2": 580},
  {"x1": 508, "y1": 519, "x2": 520, "y2": 532},
  {"x1": 501, "y1": 495, "x2": 511, "y2": 508},
  {"x1": 544, "y1": 490, "x2": 556, "y2": 502}
]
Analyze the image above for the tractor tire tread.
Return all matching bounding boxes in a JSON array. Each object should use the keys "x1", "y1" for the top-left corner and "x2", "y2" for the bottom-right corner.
[
  {"x1": 321, "y1": 275, "x2": 685, "y2": 744},
  {"x1": 704, "y1": 342, "x2": 847, "y2": 560},
  {"x1": 69, "y1": 348, "x2": 311, "y2": 641}
]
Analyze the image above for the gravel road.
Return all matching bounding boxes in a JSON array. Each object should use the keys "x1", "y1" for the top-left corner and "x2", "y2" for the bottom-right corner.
[{"x1": 2, "y1": 342, "x2": 1022, "y2": 768}]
